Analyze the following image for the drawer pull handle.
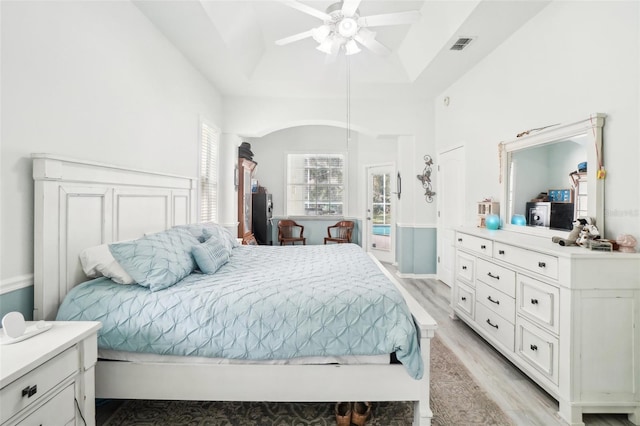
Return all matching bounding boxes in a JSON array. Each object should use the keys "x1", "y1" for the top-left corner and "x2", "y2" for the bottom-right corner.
[
  {"x1": 461, "y1": 296, "x2": 467, "y2": 301},
  {"x1": 461, "y1": 265, "x2": 467, "y2": 270},
  {"x1": 531, "y1": 298, "x2": 539, "y2": 305},
  {"x1": 538, "y1": 262, "x2": 546, "y2": 268},
  {"x1": 487, "y1": 295, "x2": 500, "y2": 305},
  {"x1": 458, "y1": 238, "x2": 463, "y2": 242},
  {"x1": 480, "y1": 245, "x2": 487, "y2": 249},
  {"x1": 487, "y1": 272, "x2": 500, "y2": 280},
  {"x1": 486, "y1": 319, "x2": 499, "y2": 329},
  {"x1": 498, "y1": 249, "x2": 505, "y2": 255},
  {"x1": 22, "y1": 385, "x2": 37, "y2": 398},
  {"x1": 530, "y1": 344, "x2": 538, "y2": 351}
]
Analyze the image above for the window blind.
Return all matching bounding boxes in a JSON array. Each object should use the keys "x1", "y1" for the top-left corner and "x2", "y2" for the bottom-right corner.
[{"x1": 200, "y1": 121, "x2": 220, "y2": 222}]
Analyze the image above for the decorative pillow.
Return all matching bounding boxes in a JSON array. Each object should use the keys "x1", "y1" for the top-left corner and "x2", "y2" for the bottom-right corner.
[
  {"x1": 192, "y1": 238, "x2": 230, "y2": 274},
  {"x1": 79, "y1": 243, "x2": 135, "y2": 284},
  {"x1": 109, "y1": 228, "x2": 200, "y2": 291},
  {"x1": 173, "y1": 222, "x2": 239, "y2": 249},
  {"x1": 202, "y1": 224, "x2": 239, "y2": 252},
  {"x1": 172, "y1": 223, "x2": 209, "y2": 242}
]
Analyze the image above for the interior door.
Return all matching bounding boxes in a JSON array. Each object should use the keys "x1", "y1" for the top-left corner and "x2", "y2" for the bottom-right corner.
[
  {"x1": 437, "y1": 146, "x2": 465, "y2": 287},
  {"x1": 366, "y1": 165, "x2": 394, "y2": 264}
]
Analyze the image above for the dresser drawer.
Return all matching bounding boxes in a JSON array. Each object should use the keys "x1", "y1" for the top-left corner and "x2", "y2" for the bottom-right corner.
[
  {"x1": 454, "y1": 281, "x2": 475, "y2": 319},
  {"x1": 476, "y1": 259, "x2": 516, "y2": 298},
  {"x1": 16, "y1": 383, "x2": 75, "y2": 426},
  {"x1": 456, "y1": 252, "x2": 475, "y2": 285},
  {"x1": 516, "y1": 318, "x2": 559, "y2": 385},
  {"x1": 456, "y1": 233, "x2": 493, "y2": 257},
  {"x1": 476, "y1": 302, "x2": 515, "y2": 351},
  {"x1": 517, "y1": 275, "x2": 560, "y2": 334},
  {"x1": 0, "y1": 346, "x2": 78, "y2": 423},
  {"x1": 476, "y1": 281, "x2": 515, "y2": 323},
  {"x1": 494, "y1": 242, "x2": 558, "y2": 279}
]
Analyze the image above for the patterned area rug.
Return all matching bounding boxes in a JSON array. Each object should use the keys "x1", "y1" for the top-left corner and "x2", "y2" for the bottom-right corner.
[{"x1": 101, "y1": 335, "x2": 512, "y2": 425}]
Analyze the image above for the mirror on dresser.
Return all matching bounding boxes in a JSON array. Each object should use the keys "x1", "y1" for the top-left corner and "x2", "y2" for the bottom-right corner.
[{"x1": 499, "y1": 113, "x2": 606, "y2": 238}]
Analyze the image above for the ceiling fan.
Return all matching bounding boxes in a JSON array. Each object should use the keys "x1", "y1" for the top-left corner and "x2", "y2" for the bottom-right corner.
[{"x1": 275, "y1": 0, "x2": 421, "y2": 59}]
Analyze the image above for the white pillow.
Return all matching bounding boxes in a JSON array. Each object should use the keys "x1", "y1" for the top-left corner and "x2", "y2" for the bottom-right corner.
[{"x1": 79, "y1": 243, "x2": 135, "y2": 285}]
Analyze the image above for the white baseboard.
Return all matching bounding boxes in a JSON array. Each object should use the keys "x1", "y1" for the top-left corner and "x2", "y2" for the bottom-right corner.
[
  {"x1": 0, "y1": 274, "x2": 34, "y2": 295},
  {"x1": 395, "y1": 271, "x2": 437, "y2": 280}
]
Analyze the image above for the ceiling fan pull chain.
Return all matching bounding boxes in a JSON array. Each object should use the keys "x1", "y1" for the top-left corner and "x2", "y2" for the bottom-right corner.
[{"x1": 346, "y1": 56, "x2": 351, "y2": 143}]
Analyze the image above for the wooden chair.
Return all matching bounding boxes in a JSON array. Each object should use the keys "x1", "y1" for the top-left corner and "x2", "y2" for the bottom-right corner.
[
  {"x1": 277, "y1": 220, "x2": 306, "y2": 245},
  {"x1": 324, "y1": 220, "x2": 354, "y2": 244}
]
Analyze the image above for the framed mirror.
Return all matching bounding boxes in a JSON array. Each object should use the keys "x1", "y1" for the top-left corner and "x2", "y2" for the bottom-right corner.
[{"x1": 500, "y1": 113, "x2": 606, "y2": 238}]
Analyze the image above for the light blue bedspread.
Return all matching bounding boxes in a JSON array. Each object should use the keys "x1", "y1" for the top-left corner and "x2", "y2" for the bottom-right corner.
[{"x1": 56, "y1": 244, "x2": 423, "y2": 379}]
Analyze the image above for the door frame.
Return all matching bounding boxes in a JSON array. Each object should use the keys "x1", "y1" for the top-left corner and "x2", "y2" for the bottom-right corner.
[
  {"x1": 436, "y1": 145, "x2": 466, "y2": 286},
  {"x1": 364, "y1": 163, "x2": 396, "y2": 264}
]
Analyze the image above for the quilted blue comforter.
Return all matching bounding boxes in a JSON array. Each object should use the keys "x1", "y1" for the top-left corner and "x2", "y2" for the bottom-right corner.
[{"x1": 56, "y1": 244, "x2": 423, "y2": 379}]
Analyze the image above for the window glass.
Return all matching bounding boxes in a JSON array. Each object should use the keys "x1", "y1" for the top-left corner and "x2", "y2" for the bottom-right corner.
[{"x1": 286, "y1": 153, "x2": 346, "y2": 216}]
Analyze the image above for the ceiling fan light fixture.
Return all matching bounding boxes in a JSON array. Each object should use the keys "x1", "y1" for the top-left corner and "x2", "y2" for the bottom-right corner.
[
  {"x1": 316, "y1": 38, "x2": 334, "y2": 54},
  {"x1": 312, "y1": 25, "x2": 331, "y2": 43},
  {"x1": 344, "y1": 39, "x2": 361, "y2": 55},
  {"x1": 338, "y1": 18, "x2": 358, "y2": 38}
]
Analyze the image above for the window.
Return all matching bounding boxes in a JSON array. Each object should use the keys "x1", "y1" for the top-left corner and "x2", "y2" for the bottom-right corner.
[
  {"x1": 200, "y1": 120, "x2": 220, "y2": 222},
  {"x1": 286, "y1": 153, "x2": 346, "y2": 216}
]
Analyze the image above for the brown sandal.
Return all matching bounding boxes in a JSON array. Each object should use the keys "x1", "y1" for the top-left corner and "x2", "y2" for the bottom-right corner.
[
  {"x1": 335, "y1": 402, "x2": 352, "y2": 426},
  {"x1": 351, "y1": 401, "x2": 371, "y2": 426}
]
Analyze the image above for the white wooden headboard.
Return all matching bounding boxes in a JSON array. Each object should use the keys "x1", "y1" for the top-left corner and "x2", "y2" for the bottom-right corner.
[{"x1": 32, "y1": 154, "x2": 198, "y2": 320}]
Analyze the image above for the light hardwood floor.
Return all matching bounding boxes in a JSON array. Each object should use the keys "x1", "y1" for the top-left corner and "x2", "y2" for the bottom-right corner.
[{"x1": 388, "y1": 265, "x2": 634, "y2": 426}]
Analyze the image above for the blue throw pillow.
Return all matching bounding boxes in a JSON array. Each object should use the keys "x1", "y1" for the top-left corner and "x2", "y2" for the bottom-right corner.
[
  {"x1": 173, "y1": 222, "x2": 239, "y2": 249},
  {"x1": 202, "y1": 224, "x2": 239, "y2": 251},
  {"x1": 192, "y1": 238, "x2": 230, "y2": 274},
  {"x1": 109, "y1": 228, "x2": 199, "y2": 291}
]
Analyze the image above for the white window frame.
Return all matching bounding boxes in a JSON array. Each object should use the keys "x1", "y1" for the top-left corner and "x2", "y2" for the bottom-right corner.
[
  {"x1": 285, "y1": 152, "x2": 348, "y2": 217},
  {"x1": 199, "y1": 118, "x2": 220, "y2": 223}
]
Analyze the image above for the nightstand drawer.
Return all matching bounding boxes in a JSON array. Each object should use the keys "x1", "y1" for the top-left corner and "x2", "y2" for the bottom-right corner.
[
  {"x1": 494, "y1": 242, "x2": 558, "y2": 279},
  {"x1": 456, "y1": 252, "x2": 475, "y2": 284},
  {"x1": 476, "y1": 302, "x2": 515, "y2": 351},
  {"x1": 517, "y1": 275, "x2": 560, "y2": 334},
  {"x1": 16, "y1": 383, "x2": 75, "y2": 426},
  {"x1": 456, "y1": 233, "x2": 493, "y2": 257},
  {"x1": 477, "y1": 281, "x2": 515, "y2": 323},
  {"x1": 454, "y1": 281, "x2": 475, "y2": 319},
  {"x1": 0, "y1": 346, "x2": 78, "y2": 424},
  {"x1": 516, "y1": 318, "x2": 559, "y2": 385},
  {"x1": 476, "y1": 259, "x2": 516, "y2": 298}
]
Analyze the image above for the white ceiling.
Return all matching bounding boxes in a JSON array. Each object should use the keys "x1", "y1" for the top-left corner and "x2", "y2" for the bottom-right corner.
[{"x1": 133, "y1": 0, "x2": 551, "y2": 100}]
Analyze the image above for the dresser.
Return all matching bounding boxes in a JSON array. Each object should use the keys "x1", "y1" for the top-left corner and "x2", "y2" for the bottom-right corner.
[
  {"x1": 452, "y1": 228, "x2": 640, "y2": 425},
  {"x1": 1, "y1": 321, "x2": 101, "y2": 426}
]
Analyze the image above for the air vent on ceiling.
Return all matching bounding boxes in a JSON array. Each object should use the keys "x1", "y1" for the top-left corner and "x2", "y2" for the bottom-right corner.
[{"x1": 450, "y1": 37, "x2": 474, "y2": 51}]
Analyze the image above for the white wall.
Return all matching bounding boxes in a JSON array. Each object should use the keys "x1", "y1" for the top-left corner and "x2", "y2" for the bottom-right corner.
[
  {"x1": 435, "y1": 1, "x2": 640, "y2": 240},
  {"x1": 1, "y1": 1, "x2": 223, "y2": 284}
]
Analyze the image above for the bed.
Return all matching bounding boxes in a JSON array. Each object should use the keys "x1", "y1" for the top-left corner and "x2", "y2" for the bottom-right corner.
[{"x1": 32, "y1": 153, "x2": 438, "y2": 425}]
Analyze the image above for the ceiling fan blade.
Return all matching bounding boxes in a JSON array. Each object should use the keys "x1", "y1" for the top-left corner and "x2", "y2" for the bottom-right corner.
[
  {"x1": 341, "y1": 0, "x2": 362, "y2": 17},
  {"x1": 359, "y1": 10, "x2": 421, "y2": 27},
  {"x1": 275, "y1": 29, "x2": 314, "y2": 46},
  {"x1": 277, "y1": 0, "x2": 331, "y2": 21},
  {"x1": 354, "y1": 33, "x2": 391, "y2": 55}
]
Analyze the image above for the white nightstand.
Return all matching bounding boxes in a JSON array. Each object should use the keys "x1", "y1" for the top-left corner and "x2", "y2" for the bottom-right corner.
[{"x1": 1, "y1": 321, "x2": 101, "y2": 426}]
